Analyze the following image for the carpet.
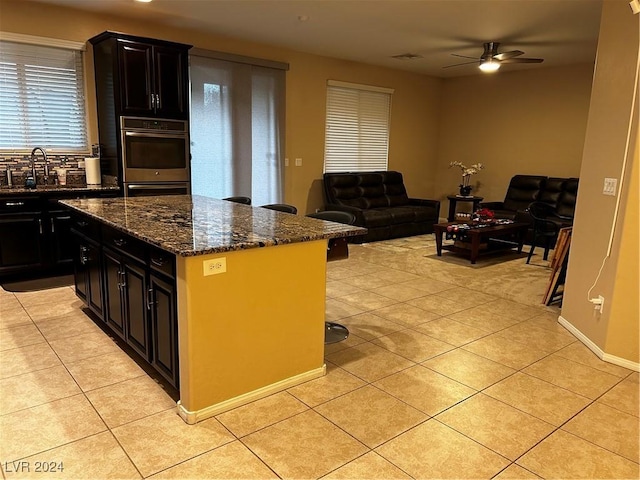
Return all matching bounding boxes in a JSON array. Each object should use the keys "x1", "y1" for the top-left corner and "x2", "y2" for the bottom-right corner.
[{"x1": 1, "y1": 274, "x2": 74, "y2": 292}]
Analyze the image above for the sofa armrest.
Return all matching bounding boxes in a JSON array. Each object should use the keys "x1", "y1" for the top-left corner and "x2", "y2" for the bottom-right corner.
[
  {"x1": 408, "y1": 198, "x2": 439, "y2": 208},
  {"x1": 479, "y1": 201, "x2": 505, "y2": 210},
  {"x1": 408, "y1": 198, "x2": 440, "y2": 218}
]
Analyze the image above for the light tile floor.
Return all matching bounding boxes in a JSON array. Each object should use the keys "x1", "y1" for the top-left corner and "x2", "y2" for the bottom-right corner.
[{"x1": 0, "y1": 235, "x2": 638, "y2": 479}]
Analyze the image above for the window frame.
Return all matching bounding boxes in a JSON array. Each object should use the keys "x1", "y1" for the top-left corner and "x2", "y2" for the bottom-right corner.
[
  {"x1": 323, "y1": 80, "x2": 394, "y2": 173},
  {"x1": 0, "y1": 32, "x2": 89, "y2": 153}
]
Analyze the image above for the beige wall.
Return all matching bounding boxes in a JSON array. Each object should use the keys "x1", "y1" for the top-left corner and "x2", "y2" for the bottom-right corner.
[
  {"x1": 0, "y1": 0, "x2": 442, "y2": 214},
  {"x1": 434, "y1": 64, "x2": 593, "y2": 206},
  {"x1": 562, "y1": 0, "x2": 639, "y2": 364}
]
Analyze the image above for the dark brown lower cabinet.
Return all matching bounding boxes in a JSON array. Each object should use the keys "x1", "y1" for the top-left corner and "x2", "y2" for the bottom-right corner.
[
  {"x1": 71, "y1": 215, "x2": 178, "y2": 389},
  {"x1": 149, "y1": 273, "x2": 179, "y2": 387},
  {"x1": 73, "y1": 233, "x2": 104, "y2": 320},
  {"x1": 103, "y1": 248, "x2": 150, "y2": 361},
  {"x1": 0, "y1": 214, "x2": 43, "y2": 272}
]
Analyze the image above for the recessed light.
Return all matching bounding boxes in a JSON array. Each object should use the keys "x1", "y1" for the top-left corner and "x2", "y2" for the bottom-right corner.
[
  {"x1": 135, "y1": 0, "x2": 153, "y2": 3},
  {"x1": 298, "y1": 15, "x2": 309, "y2": 22}
]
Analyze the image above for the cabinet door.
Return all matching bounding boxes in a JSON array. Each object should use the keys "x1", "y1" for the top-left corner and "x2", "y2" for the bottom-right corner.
[
  {"x1": 103, "y1": 249, "x2": 125, "y2": 338},
  {"x1": 122, "y1": 260, "x2": 150, "y2": 360},
  {"x1": 118, "y1": 41, "x2": 154, "y2": 116},
  {"x1": 73, "y1": 238, "x2": 89, "y2": 303},
  {"x1": 153, "y1": 46, "x2": 188, "y2": 119},
  {"x1": 149, "y1": 274, "x2": 179, "y2": 387},
  {"x1": 49, "y1": 211, "x2": 74, "y2": 267},
  {"x1": 73, "y1": 237, "x2": 104, "y2": 320},
  {"x1": 0, "y1": 215, "x2": 43, "y2": 274},
  {"x1": 86, "y1": 241, "x2": 104, "y2": 320}
]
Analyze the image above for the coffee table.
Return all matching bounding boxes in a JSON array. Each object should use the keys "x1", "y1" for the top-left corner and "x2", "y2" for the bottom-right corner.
[{"x1": 433, "y1": 221, "x2": 529, "y2": 264}]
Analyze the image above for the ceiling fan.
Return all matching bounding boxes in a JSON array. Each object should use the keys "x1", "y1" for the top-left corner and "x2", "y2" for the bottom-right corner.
[{"x1": 444, "y1": 42, "x2": 544, "y2": 72}]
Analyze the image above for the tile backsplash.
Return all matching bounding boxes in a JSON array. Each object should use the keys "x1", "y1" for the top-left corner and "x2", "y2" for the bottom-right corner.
[{"x1": 0, "y1": 153, "x2": 89, "y2": 187}]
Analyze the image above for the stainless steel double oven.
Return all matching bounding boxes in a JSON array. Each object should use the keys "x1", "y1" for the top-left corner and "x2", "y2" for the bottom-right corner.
[{"x1": 120, "y1": 117, "x2": 190, "y2": 197}]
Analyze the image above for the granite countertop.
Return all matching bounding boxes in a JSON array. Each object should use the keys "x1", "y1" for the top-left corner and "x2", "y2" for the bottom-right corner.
[
  {"x1": 0, "y1": 185, "x2": 120, "y2": 196},
  {"x1": 60, "y1": 195, "x2": 367, "y2": 257}
]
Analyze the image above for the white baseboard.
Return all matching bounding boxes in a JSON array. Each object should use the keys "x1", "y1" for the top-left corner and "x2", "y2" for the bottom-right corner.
[
  {"x1": 176, "y1": 364, "x2": 327, "y2": 424},
  {"x1": 558, "y1": 316, "x2": 640, "y2": 372}
]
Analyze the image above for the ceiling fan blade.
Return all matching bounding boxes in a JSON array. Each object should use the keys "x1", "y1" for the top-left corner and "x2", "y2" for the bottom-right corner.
[
  {"x1": 442, "y1": 60, "x2": 480, "y2": 69},
  {"x1": 451, "y1": 53, "x2": 479, "y2": 60},
  {"x1": 493, "y1": 50, "x2": 525, "y2": 61},
  {"x1": 500, "y1": 57, "x2": 544, "y2": 64}
]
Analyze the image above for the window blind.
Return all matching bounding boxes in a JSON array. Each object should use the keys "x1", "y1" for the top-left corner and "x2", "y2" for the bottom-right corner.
[
  {"x1": 323, "y1": 80, "x2": 393, "y2": 173},
  {"x1": 0, "y1": 39, "x2": 87, "y2": 151}
]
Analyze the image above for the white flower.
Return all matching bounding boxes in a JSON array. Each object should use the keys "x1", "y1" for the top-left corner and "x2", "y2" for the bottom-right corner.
[{"x1": 449, "y1": 162, "x2": 485, "y2": 177}]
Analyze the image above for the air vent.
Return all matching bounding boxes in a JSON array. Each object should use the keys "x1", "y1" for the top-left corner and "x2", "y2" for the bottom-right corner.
[{"x1": 391, "y1": 53, "x2": 423, "y2": 60}]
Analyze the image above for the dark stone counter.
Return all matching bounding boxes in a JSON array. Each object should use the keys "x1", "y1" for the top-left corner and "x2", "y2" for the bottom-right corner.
[{"x1": 60, "y1": 195, "x2": 366, "y2": 256}]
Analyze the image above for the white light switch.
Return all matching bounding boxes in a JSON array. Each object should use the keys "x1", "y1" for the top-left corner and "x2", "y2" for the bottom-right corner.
[
  {"x1": 284, "y1": 158, "x2": 289, "y2": 167},
  {"x1": 603, "y1": 178, "x2": 617, "y2": 196},
  {"x1": 295, "y1": 157, "x2": 303, "y2": 167}
]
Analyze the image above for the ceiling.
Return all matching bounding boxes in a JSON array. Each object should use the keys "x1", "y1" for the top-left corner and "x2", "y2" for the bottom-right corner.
[{"x1": 37, "y1": 0, "x2": 603, "y2": 78}]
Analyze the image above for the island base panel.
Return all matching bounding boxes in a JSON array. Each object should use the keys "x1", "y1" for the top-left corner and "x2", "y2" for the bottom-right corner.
[{"x1": 176, "y1": 240, "x2": 327, "y2": 419}]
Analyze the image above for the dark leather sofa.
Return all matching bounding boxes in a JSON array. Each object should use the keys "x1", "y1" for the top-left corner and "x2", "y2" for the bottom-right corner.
[
  {"x1": 480, "y1": 175, "x2": 579, "y2": 227},
  {"x1": 323, "y1": 171, "x2": 440, "y2": 243},
  {"x1": 481, "y1": 175, "x2": 579, "y2": 246}
]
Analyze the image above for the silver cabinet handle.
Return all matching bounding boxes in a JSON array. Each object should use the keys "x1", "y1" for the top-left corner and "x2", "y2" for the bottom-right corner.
[
  {"x1": 50, "y1": 218, "x2": 55, "y2": 233},
  {"x1": 147, "y1": 287, "x2": 155, "y2": 311},
  {"x1": 79, "y1": 246, "x2": 88, "y2": 264},
  {"x1": 38, "y1": 218, "x2": 43, "y2": 235},
  {"x1": 156, "y1": 93, "x2": 161, "y2": 110},
  {"x1": 150, "y1": 257, "x2": 164, "y2": 267},
  {"x1": 113, "y1": 238, "x2": 126, "y2": 247},
  {"x1": 151, "y1": 94, "x2": 156, "y2": 109},
  {"x1": 5, "y1": 201, "x2": 25, "y2": 207}
]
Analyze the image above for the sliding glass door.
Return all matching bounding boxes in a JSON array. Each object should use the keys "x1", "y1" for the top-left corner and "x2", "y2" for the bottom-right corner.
[{"x1": 190, "y1": 54, "x2": 285, "y2": 205}]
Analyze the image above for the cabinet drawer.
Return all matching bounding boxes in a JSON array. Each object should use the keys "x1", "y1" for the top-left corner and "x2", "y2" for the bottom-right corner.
[
  {"x1": 0, "y1": 197, "x2": 41, "y2": 214},
  {"x1": 149, "y1": 247, "x2": 175, "y2": 279},
  {"x1": 71, "y1": 215, "x2": 101, "y2": 240},
  {"x1": 102, "y1": 225, "x2": 147, "y2": 264}
]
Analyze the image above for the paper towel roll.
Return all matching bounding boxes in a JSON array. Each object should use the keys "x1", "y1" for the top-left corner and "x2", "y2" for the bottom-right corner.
[{"x1": 85, "y1": 157, "x2": 101, "y2": 185}]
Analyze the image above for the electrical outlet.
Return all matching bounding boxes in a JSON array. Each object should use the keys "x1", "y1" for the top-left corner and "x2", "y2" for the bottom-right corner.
[
  {"x1": 284, "y1": 158, "x2": 289, "y2": 167},
  {"x1": 590, "y1": 295, "x2": 605, "y2": 314},
  {"x1": 596, "y1": 295, "x2": 605, "y2": 314},
  {"x1": 295, "y1": 157, "x2": 303, "y2": 167},
  {"x1": 203, "y1": 257, "x2": 226, "y2": 276}
]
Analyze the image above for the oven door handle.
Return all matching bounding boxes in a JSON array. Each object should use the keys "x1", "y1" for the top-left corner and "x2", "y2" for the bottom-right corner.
[
  {"x1": 127, "y1": 184, "x2": 188, "y2": 191},
  {"x1": 124, "y1": 131, "x2": 187, "y2": 139}
]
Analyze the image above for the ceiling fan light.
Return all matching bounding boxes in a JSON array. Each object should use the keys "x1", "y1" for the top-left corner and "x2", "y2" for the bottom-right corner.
[{"x1": 479, "y1": 59, "x2": 500, "y2": 72}]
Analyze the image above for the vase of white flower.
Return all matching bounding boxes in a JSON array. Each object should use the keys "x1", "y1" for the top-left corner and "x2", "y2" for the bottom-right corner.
[{"x1": 449, "y1": 161, "x2": 484, "y2": 197}]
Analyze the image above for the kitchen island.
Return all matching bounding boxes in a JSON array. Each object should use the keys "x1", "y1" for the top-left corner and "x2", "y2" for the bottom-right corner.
[{"x1": 60, "y1": 195, "x2": 365, "y2": 424}]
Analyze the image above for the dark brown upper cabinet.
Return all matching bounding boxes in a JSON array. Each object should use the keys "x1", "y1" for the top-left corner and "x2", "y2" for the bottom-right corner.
[{"x1": 90, "y1": 32, "x2": 192, "y2": 120}]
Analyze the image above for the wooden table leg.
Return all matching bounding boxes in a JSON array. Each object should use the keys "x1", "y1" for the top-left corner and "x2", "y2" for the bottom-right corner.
[
  {"x1": 516, "y1": 227, "x2": 526, "y2": 253},
  {"x1": 435, "y1": 227, "x2": 444, "y2": 256},
  {"x1": 470, "y1": 232, "x2": 480, "y2": 264}
]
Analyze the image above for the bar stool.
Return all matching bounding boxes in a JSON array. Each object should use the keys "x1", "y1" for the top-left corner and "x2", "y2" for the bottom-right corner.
[
  {"x1": 223, "y1": 196, "x2": 252, "y2": 205},
  {"x1": 260, "y1": 203, "x2": 297, "y2": 214},
  {"x1": 306, "y1": 210, "x2": 357, "y2": 344}
]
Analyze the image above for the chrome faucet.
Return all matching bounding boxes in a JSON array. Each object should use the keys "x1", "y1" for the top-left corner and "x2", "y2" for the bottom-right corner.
[{"x1": 30, "y1": 147, "x2": 49, "y2": 185}]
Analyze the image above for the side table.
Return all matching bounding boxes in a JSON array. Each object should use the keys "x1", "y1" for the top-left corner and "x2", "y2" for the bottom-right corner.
[{"x1": 447, "y1": 195, "x2": 484, "y2": 222}]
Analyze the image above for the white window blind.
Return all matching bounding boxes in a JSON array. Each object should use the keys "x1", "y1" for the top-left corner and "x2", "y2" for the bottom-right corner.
[
  {"x1": 0, "y1": 38, "x2": 87, "y2": 151},
  {"x1": 324, "y1": 80, "x2": 393, "y2": 173}
]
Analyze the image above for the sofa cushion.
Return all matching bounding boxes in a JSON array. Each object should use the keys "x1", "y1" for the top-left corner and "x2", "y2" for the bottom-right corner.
[
  {"x1": 361, "y1": 208, "x2": 394, "y2": 228},
  {"x1": 555, "y1": 178, "x2": 579, "y2": 218},
  {"x1": 538, "y1": 177, "x2": 565, "y2": 208},
  {"x1": 387, "y1": 207, "x2": 417, "y2": 225},
  {"x1": 503, "y1": 175, "x2": 546, "y2": 212},
  {"x1": 381, "y1": 171, "x2": 410, "y2": 206},
  {"x1": 324, "y1": 174, "x2": 368, "y2": 209}
]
